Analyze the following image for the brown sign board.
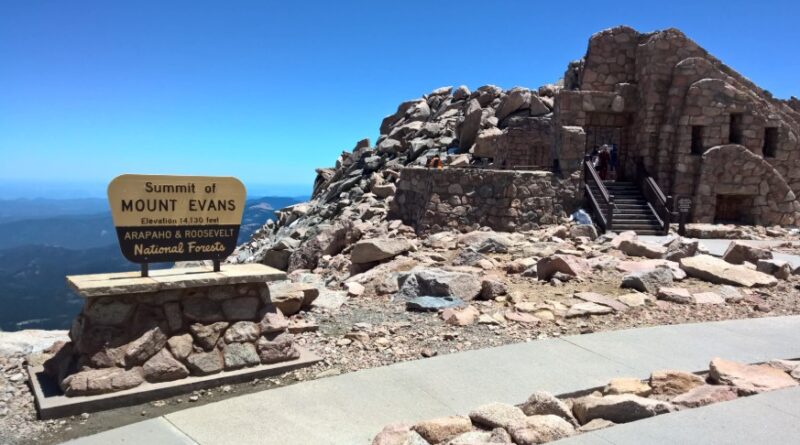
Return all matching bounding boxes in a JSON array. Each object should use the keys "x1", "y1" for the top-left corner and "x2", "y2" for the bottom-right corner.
[{"x1": 108, "y1": 174, "x2": 246, "y2": 264}]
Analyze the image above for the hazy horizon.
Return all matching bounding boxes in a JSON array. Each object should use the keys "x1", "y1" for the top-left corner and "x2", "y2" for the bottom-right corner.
[{"x1": 0, "y1": 178, "x2": 311, "y2": 200}]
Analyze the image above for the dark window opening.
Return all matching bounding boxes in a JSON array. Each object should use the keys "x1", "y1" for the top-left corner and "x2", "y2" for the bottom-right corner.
[
  {"x1": 691, "y1": 126, "x2": 705, "y2": 155},
  {"x1": 715, "y1": 195, "x2": 754, "y2": 225},
  {"x1": 729, "y1": 113, "x2": 743, "y2": 144},
  {"x1": 763, "y1": 127, "x2": 778, "y2": 158}
]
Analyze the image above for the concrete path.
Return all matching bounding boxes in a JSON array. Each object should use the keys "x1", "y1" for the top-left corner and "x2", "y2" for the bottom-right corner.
[
  {"x1": 552, "y1": 386, "x2": 800, "y2": 444},
  {"x1": 64, "y1": 316, "x2": 800, "y2": 445},
  {"x1": 640, "y1": 235, "x2": 800, "y2": 267}
]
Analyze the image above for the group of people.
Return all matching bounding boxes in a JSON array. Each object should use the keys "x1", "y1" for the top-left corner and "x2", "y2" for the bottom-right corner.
[{"x1": 590, "y1": 143, "x2": 618, "y2": 180}]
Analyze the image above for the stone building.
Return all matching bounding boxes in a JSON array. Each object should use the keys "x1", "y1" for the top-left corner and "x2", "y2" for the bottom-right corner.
[{"x1": 486, "y1": 26, "x2": 800, "y2": 226}]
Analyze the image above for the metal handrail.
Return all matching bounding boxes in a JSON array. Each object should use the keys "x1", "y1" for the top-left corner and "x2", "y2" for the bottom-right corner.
[
  {"x1": 635, "y1": 158, "x2": 671, "y2": 235},
  {"x1": 583, "y1": 155, "x2": 614, "y2": 232}
]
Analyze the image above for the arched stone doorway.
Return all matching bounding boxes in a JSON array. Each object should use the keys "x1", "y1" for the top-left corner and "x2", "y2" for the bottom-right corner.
[{"x1": 694, "y1": 145, "x2": 800, "y2": 225}]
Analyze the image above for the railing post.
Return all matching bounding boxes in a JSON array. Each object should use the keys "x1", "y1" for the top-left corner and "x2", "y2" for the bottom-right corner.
[{"x1": 664, "y1": 195, "x2": 673, "y2": 234}]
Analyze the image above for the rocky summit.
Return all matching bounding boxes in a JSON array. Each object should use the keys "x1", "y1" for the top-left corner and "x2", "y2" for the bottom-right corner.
[
  {"x1": 4, "y1": 23, "x2": 800, "y2": 445},
  {"x1": 234, "y1": 24, "x2": 800, "y2": 276}
]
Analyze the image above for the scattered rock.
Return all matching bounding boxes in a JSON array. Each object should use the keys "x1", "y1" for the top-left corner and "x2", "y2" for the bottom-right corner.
[
  {"x1": 709, "y1": 357, "x2": 799, "y2": 395},
  {"x1": 406, "y1": 296, "x2": 465, "y2": 312},
  {"x1": 521, "y1": 391, "x2": 579, "y2": 425},
  {"x1": 412, "y1": 416, "x2": 472, "y2": 444},
  {"x1": 346, "y1": 282, "x2": 366, "y2": 297},
  {"x1": 671, "y1": 384, "x2": 738, "y2": 408},
  {"x1": 351, "y1": 238, "x2": 413, "y2": 264},
  {"x1": 574, "y1": 292, "x2": 628, "y2": 312},
  {"x1": 572, "y1": 394, "x2": 675, "y2": 424},
  {"x1": 603, "y1": 378, "x2": 652, "y2": 397},
  {"x1": 479, "y1": 279, "x2": 508, "y2": 300},
  {"x1": 649, "y1": 370, "x2": 705, "y2": 396},
  {"x1": 397, "y1": 268, "x2": 482, "y2": 301},
  {"x1": 722, "y1": 242, "x2": 772, "y2": 265},
  {"x1": 468, "y1": 402, "x2": 527, "y2": 429},
  {"x1": 617, "y1": 293, "x2": 649, "y2": 307},
  {"x1": 617, "y1": 239, "x2": 667, "y2": 259},
  {"x1": 506, "y1": 415, "x2": 575, "y2": 445},
  {"x1": 537, "y1": 255, "x2": 591, "y2": 281},
  {"x1": 577, "y1": 418, "x2": 615, "y2": 433},
  {"x1": 441, "y1": 306, "x2": 480, "y2": 326},
  {"x1": 691, "y1": 292, "x2": 725, "y2": 305},
  {"x1": 680, "y1": 255, "x2": 777, "y2": 288},
  {"x1": 621, "y1": 267, "x2": 673, "y2": 293},
  {"x1": 656, "y1": 287, "x2": 693, "y2": 304},
  {"x1": 566, "y1": 302, "x2": 613, "y2": 318},
  {"x1": 756, "y1": 259, "x2": 792, "y2": 280}
]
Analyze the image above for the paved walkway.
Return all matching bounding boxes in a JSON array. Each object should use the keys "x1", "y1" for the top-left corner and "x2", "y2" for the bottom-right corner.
[
  {"x1": 65, "y1": 315, "x2": 800, "y2": 445},
  {"x1": 640, "y1": 235, "x2": 800, "y2": 267}
]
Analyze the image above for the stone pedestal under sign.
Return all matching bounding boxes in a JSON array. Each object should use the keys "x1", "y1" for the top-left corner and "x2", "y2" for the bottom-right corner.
[{"x1": 41, "y1": 263, "x2": 317, "y2": 400}]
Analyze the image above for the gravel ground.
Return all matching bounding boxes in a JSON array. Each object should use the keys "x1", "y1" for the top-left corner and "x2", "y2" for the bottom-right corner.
[{"x1": 4, "y1": 233, "x2": 800, "y2": 444}]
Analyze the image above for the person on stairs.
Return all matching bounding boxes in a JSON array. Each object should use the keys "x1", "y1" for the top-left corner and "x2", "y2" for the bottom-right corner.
[{"x1": 597, "y1": 145, "x2": 611, "y2": 180}]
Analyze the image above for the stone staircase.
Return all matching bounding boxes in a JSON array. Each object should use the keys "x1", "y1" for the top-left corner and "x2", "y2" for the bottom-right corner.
[{"x1": 589, "y1": 181, "x2": 664, "y2": 235}]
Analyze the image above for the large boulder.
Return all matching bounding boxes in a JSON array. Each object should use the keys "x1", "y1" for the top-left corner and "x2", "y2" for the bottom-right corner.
[
  {"x1": 536, "y1": 255, "x2": 591, "y2": 281},
  {"x1": 396, "y1": 268, "x2": 482, "y2": 301},
  {"x1": 680, "y1": 255, "x2": 777, "y2": 287},
  {"x1": 471, "y1": 127, "x2": 504, "y2": 158},
  {"x1": 617, "y1": 239, "x2": 667, "y2": 259},
  {"x1": 351, "y1": 238, "x2": 413, "y2": 264},
  {"x1": 709, "y1": 357, "x2": 799, "y2": 395},
  {"x1": 572, "y1": 394, "x2": 674, "y2": 424},
  {"x1": 458, "y1": 99, "x2": 482, "y2": 150},
  {"x1": 722, "y1": 241, "x2": 772, "y2": 265},
  {"x1": 495, "y1": 87, "x2": 531, "y2": 121}
]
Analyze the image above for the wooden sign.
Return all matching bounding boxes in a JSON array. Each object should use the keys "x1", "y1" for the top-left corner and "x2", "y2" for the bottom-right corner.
[{"x1": 108, "y1": 174, "x2": 246, "y2": 264}]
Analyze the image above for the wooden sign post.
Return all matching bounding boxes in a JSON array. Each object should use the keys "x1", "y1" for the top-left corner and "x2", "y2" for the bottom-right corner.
[
  {"x1": 676, "y1": 196, "x2": 692, "y2": 236},
  {"x1": 108, "y1": 174, "x2": 246, "y2": 275}
]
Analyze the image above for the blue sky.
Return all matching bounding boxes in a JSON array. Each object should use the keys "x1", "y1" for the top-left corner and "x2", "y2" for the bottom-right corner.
[{"x1": 1, "y1": 0, "x2": 798, "y2": 198}]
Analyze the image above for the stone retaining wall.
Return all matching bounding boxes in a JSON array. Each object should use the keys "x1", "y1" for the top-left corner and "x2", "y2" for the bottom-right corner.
[
  {"x1": 45, "y1": 282, "x2": 299, "y2": 396},
  {"x1": 392, "y1": 167, "x2": 582, "y2": 233}
]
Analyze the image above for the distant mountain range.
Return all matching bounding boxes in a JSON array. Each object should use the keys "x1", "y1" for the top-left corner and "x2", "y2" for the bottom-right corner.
[{"x1": 0, "y1": 195, "x2": 302, "y2": 331}]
